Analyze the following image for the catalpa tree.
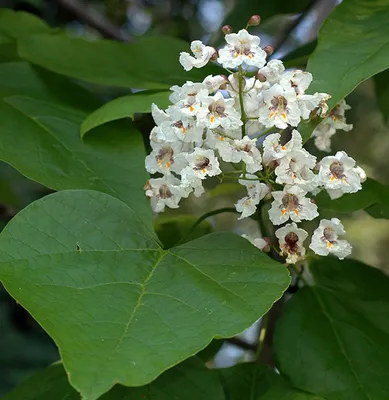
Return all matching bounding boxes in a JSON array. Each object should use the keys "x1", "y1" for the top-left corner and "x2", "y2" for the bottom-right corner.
[{"x1": 1, "y1": 2, "x2": 389, "y2": 400}]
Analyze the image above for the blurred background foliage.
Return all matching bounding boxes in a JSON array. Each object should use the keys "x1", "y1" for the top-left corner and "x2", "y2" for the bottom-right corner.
[{"x1": 0, "y1": 0, "x2": 388, "y2": 396}]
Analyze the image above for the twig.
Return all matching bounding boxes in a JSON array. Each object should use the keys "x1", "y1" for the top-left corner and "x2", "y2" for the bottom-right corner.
[
  {"x1": 226, "y1": 337, "x2": 257, "y2": 352},
  {"x1": 56, "y1": 0, "x2": 130, "y2": 42},
  {"x1": 270, "y1": 0, "x2": 319, "y2": 56}
]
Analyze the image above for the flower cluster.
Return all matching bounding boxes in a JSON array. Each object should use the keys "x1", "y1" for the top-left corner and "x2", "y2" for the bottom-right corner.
[{"x1": 144, "y1": 24, "x2": 365, "y2": 264}]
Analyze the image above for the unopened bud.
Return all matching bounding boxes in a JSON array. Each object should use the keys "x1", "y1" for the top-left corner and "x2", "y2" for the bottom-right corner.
[
  {"x1": 210, "y1": 48, "x2": 218, "y2": 61},
  {"x1": 262, "y1": 237, "x2": 272, "y2": 253},
  {"x1": 247, "y1": 15, "x2": 261, "y2": 26},
  {"x1": 256, "y1": 72, "x2": 267, "y2": 82},
  {"x1": 268, "y1": 160, "x2": 279, "y2": 170},
  {"x1": 143, "y1": 180, "x2": 152, "y2": 191},
  {"x1": 222, "y1": 25, "x2": 233, "y2": 35},
  {"x1": 219, "y1": 74, "x2": 229, "y2": 90},
  {"x1": 263, "y1": 45, "x2": 274, "y2": 56},
  {"x1": 309, "y1": 108, "x2": 320, "y2": 120}
]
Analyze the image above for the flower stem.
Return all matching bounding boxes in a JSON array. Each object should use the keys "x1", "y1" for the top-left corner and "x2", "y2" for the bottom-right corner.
[
  {"x1": 175, "y1": 207, "x2": 238, "y2": 246},
  {"x1": 238, "y1": 65, "x2": 247, "y2": 137}
]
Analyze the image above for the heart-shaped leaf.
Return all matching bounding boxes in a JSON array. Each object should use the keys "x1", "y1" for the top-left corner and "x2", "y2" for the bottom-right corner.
[
  {"x1": 3, "y1": 358, "x2": 225, "y2": 400},
  {"x1": 274, "y1": 258, "x2": 389, "y2": 400},
  {"x1": 0, "y1": 190, "x2": 290, "y2": 400}
]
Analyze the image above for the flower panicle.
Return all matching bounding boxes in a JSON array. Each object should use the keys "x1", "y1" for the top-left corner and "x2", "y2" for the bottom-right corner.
[{"x1": 144, "y1": 25, "x2": 362, "y2": 263}]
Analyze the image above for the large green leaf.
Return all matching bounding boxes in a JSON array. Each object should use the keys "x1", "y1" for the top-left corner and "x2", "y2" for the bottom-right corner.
[
  {"x1": 275, "y1": 258, "x2": 389, "y2": 400},
  {"x1": 315, "y1": 178, "x2": 389, "y2": 218},
  {"x1": 307, "y1": 0, "x2": 389, "y2": 111},
  {"x1": 3, "y1": 358, "x2": 225, "y2": 400},
  {"x1": 16, "y1": 31, "x2": 220, "y2": 89},
  {"x1": 81, "y1": 90, "x2": 170, "y2": 137},
  {"x1": 0, "y1": 61, "x2": 152, "y2": 229},
  {"x1": 0, "y1": 190, "x2": 290, "y2": 400},
  {"x1": 220, "y1": 363, "x2": 323, "y2": 400},
  {"x1": 0, "y1": 10, "x2": 50, "y2": 62},
  {"x1": 0, "y1": 9, "x2": 51, "y2": 39}
]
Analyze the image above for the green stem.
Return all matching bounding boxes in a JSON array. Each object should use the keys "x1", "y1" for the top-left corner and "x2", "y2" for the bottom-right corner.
[
  {"x1": 211, "y1": 128, "x2": 237, "y2": 140},
  {"x1": 254, "y1": 126, "x2": 277, "y2": 139},
  {"x1": 175, "y1": 207, "x2": 238, "y2": 246},
  {"x1": 238, "y1": 65, "x2": 247, "y2": 137}
]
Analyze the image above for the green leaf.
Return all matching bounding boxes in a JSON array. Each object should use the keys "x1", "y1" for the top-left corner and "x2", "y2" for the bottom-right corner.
[
  {"x1": 307, "y1": 0, "x2": 389, "y2": 113},
  {"x1": 0, "y1": 9, "x2": 51, "y2": 39},
  {"x1": 0, "y1": 10, "x2": 51, "y2": 63},
  {"x1": 219, "y1": 363, "x2": 323, "y2": 399},
  {"x1": 17, "y1": 32, "x2": 220, "y2": 89},
  {"x1": 374, "y1": 69, "x2": 389, "y2": 123},
  {"x1": 315, "y1": 178, "x2": 389, "y2": 218},
  {"x1": 81, "y1": 90, "x2": 170, "y2": 137},
  {"x1": 0, "y1": 190, "x2": 290, "y2": 400},
  {"x1": 275, "y1": 258, "x2": 389, "y2": 400},
  {"x1": 3, "y1": 358, "x2": 225, "y2": 400},
  {"x1": 0, "y1": 61, "x2": 152, "y2": 229}
]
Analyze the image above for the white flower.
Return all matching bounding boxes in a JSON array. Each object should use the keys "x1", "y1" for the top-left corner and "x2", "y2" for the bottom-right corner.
[
  {"x1": 327, "y1": 100, "x2": 353, "y2": 131},
  {"x1": 309, "y1": 218, "x2": 352, "y2": 259},
  {"x1": 145, "y1": 141, "x2": 188, "y2": 175},
  {"x1": 242, "y1": 234, "x2": 269, "y2": 251},
  {"x1": 353, "y1": 166, "x2": 367, "y2": 183},
  {"x1": 235, "y1": 175, "x2": 269, "y2": 220},
  {"x1": 262, "y1": 130, "x2": 303, "y2": 165},
  {"x1": 275, "y1": 148, "x2": 318, "y2": 192},
  {"x1": 280, "y1": 70, "x2": 312, "y2": 95},
  {"x1": 298, "y1": 92, "x2": 330, "y2": 119},
  {"x1": 259, "y1": 84, "x2": 301, "y2": 129},
  {"x1": 311, "y1": 99, "x2": 352, "y2": 152},
  {"x1": 181, "y1": 148, "x2": 221, "y2": 185},
  {"x1": 145, "y1": 175, "x2": 183, "y2": 212},
  {"x1": 275, "y1": 223, "x2": 308, "y2": 264},
  {"x1": 202, "y1": 75, "x2": 227, "y2": 93},
  {"x1": 233, "y1": 136, "x2": 263, "y2": 173},
  {"x1": 169, "y1": 81, "x2": 208, "y2": 117},
  {"x1": 158, "y1": 120, "x2": 203, "y2": 143},
  {"x1": 217, "y1": 136, "x2": 263, "y2": 173},
  {"x1": 198, "y1": 92, "x2": 242, "y2": 130},
  {"x1": 179, "y1": 40, "x2": 216, "y2": 71},
  {"x1": 311, "y1": 123, "x2": 336, "y2": 152},
  {"x1": 258, "y1": 59, "x2": 285, "y2": 83},
  {"x1": 151, "y1": 103, "x2": 170, "y2": 125},
  {"x1": 269, "y1": 185, "x2": 318, "y2": 225},
  {"x1": 317, "y1": 151, "x2": 363, "y2": 198},
  {"x1": 218, "y1": 29, "x2": 267, "y2": 69}
]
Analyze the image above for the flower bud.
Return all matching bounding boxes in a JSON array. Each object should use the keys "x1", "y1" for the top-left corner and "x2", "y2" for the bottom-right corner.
[
  {"x1": 247, "y1": 15, "x2": 261, "y2": 26},
  {"x1": 219, "y1": 74, "x2": 229, "y2": 90},
  {"x1": 263, "y1": 45, "x2": 274, "y2": 56},
  {"x1": 262, "y1": 237, "x2": 272, "y2": 253},
  {"x1": 256, "y1": 72, "x2": 267, "y2": 82},
  {"x1": 210, "y1": 48, "x2": 219, "y2": 61},
  {"x1": 309, "y1": 108, "x2": 320, "y2": 120},
  {"x1": 221, "y1": 25, "x2": 233, "y2": 34}
]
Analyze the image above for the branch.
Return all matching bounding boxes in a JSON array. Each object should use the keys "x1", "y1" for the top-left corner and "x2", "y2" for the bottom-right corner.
[
  {"x1": 56, "y1": 0, "x2": 130, "y2": 42},
  {"x1": 271, "y1": 0, "x2": 319, "y2": 55}
]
